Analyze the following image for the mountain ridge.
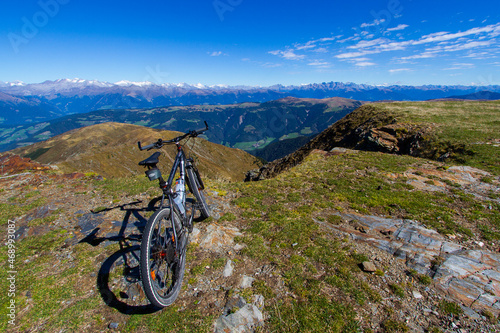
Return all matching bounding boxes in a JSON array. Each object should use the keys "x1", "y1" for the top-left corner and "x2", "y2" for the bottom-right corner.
[
  {"x1": 10, "y1": 122, "x2": 260, "y2": 182},
  {"x1": 1, "y1": 79, "x2": 500, "y2": 125}
]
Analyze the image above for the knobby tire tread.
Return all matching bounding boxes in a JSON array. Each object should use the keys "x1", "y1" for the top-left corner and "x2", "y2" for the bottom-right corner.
[{"x1": 140, "y1": 208, "x2": 186, "y2": 308}]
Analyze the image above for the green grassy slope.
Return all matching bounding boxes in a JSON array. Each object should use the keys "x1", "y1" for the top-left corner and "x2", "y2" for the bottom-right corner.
[{"x1": 256, "y1": 100, "x2": 500, "y2": 179}]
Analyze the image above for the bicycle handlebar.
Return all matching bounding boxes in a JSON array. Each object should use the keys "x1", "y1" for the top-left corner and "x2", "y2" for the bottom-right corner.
[{"x1": 138, "y1": 121, "x2": 209, "y2": 151}]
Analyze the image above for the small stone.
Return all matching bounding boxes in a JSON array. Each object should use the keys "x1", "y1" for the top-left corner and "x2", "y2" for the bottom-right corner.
[
  {"x1": 223, "y1": 260, "x2": 234, "y2": 277},
  {"x1": 361, "y1": 261, "x2": 377, "y2": 273},
  {"x1": 412, "y1": 290, "x2": 423, "y2": 299},
  {"x1": 108, "y1": 322, "x2": 119, "y2": 329},
  {"x1": 239, "y1": 275, "x2": 255, "y2": 289}
]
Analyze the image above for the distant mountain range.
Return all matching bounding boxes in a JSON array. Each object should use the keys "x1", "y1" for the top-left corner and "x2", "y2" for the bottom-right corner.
[{"x1": 1, "y1": 79, "x2": 499, "y2": 125}]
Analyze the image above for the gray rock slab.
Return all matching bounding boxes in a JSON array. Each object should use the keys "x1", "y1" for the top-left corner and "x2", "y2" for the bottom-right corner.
[
  {"x1": 77, "y1": 213, "x2": 104, "y2": 235},
  {"x1": 215, "y1": 304, "x2": 264, "y2": 333},
  {"x1": 317, "y1": 211, "x2": 500, "y2": 317}
]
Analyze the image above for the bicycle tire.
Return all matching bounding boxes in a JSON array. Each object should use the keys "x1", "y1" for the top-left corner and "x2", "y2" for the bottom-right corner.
[
  {"x1": 186, "y1": 166, "x2": 210, "y2": 219},
  {"x1": 140, "y1": 207, "x2": 186, "y2": 308}
]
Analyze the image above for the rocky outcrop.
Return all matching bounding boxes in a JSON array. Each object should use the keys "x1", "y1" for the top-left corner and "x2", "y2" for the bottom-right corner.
[
  {"x1": 246, "y1": 105, "x2": 429, "y2": 180},
  {"x1": 321, "y1": 213, "x2": 500, "y2": 317},
  {"x1": 214, "y1": 295, "x2": 264, "y2": 333}
]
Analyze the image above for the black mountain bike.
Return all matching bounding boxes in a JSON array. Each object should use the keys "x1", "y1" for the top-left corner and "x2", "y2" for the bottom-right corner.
[{"x1": 137, "y1": 122, "x2": 211, "y2": 308}]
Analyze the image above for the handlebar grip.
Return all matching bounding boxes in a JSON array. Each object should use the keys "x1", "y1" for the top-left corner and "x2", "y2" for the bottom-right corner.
[
  {"x1": 194, "y1": 121, "x2": 209, "y2": 135},
  {"x1": 138, "y1": 141, "x2": 154, "y2": 151}
]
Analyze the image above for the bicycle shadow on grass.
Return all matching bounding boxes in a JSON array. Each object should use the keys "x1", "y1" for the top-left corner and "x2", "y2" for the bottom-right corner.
[
  {"x1": 97, "y1": 244, "x2": 160, "y2": 314},
  {"x1": 80, "y1": 198, "x2": 165, "y2": 315}
]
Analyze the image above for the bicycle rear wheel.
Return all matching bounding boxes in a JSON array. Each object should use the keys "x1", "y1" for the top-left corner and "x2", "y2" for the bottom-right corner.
[
  {"x1": 140, "y1": 207, "x2": 186, "y2": 308},
  {"x1": 186, "y1": 166, "x2": 210, "y2": 219}
]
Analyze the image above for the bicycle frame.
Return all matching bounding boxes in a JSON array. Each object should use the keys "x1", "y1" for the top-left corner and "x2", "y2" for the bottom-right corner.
[
  {"x1": 137, "y1": 121, "x2": 209, "y2": 307},
  {"x1": 154, "y1": 143, "x2": 194, "y2": 253}
]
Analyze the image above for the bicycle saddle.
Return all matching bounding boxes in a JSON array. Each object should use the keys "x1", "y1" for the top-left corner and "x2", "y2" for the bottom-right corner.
[{"x1": 139, "y1": 152, "x2": 161, "y2": 166}]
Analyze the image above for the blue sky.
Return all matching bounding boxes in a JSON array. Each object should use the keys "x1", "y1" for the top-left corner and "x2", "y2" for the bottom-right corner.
[{"x1": 1, "y1": 0, "x2": 499, "y2": 86}]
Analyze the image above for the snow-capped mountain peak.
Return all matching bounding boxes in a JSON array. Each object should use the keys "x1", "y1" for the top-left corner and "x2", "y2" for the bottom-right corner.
[{"x1": 114, "y1": 80, "x2": 157, "y2": 87}]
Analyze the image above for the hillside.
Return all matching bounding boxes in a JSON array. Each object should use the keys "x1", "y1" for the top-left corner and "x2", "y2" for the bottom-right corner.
[
  {"x1": 1, "y1": 147, "x2": 499, "y2": 332},
  {"x1": 249, "y1": 100, "x2": 500, "y2": 180},
  {"x1": 0, "y1": 97, "x2": 362, "y2": 158},
  {"x1": 1, "y1": 101, "x2": 499, "y2": 332},
  {"x1": 10, "y1": 122, "x2": 260, "y2": 182}
]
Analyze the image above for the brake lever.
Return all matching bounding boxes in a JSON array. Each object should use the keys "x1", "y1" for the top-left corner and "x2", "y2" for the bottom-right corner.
[{"x1": 154, "y1": 138, "x2": 163, "y2": 149}]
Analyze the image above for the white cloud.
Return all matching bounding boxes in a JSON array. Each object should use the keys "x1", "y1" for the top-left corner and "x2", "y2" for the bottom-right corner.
[
  {"x1": 356, "y1": 61, "x2": 376, "y2": 67},
  {"x1": 308, "y1": 61, "x2": 331, "y2": 68},
  {"x1": 464, "y1": 51, "x2": 492, "y2": 59},
  {"x1": 269, "y1": 35, "x2": 342, "y2": 61},
  {"x1": 335, "y1": 51, "x2": 370, "y2": 59},
  {"x1": 414, "y1": 23, "x2": 500, "y2": 45},
  {"x1": 352, "y1": 57, "x2": 371, "y2": 62},
  {"x1": 342, "y1": 22, "x2": 500, "y2": 64},
  {"x1": 261, "y1": 62, "x2": 283, "y2": 68},
  {"x1": 389, "y1": 68, "x2": 413, "y2": 73},
  {"x1": 208, "y1": 51, "x2": 224, "y2": 56},
  {"x1": 348, "y1": 38, "x2": 389, "y2": 49},
  {"x1": 269, "y1": 49, "x2": 305, "y2": 60},
  {"x1": 360, "y1": 19, "x2": 386, "y2": 28},
  {"x1": 398, "y1": 51, "x2": 438, "y2": 60},
  {"x1": 294, "y1": 41, "x2": 317, "y2": 51},
  {"x1": 444, "y1": 63, "x2": 475, "y2": 70},
  {"x1": 387, "y1": 24, "x2": 409, "y2": 32},
  {"x1": 269, "y1": 22, "x2": 500, "y2": 71},
  {"x1": 312, "y1": 47, "x2": 329, "y2": 53},
  {"x1": 441, "y1": 40, "x2": 493, "y2": 52}
]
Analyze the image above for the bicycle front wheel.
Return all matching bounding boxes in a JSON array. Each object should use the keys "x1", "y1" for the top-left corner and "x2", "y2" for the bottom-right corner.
[
  {"x1": 140, "y1": 207, "x2": 186, "y2": 308},
  {"x1": 186, "y1": 166, "x2": 211, "y2": 219}
]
